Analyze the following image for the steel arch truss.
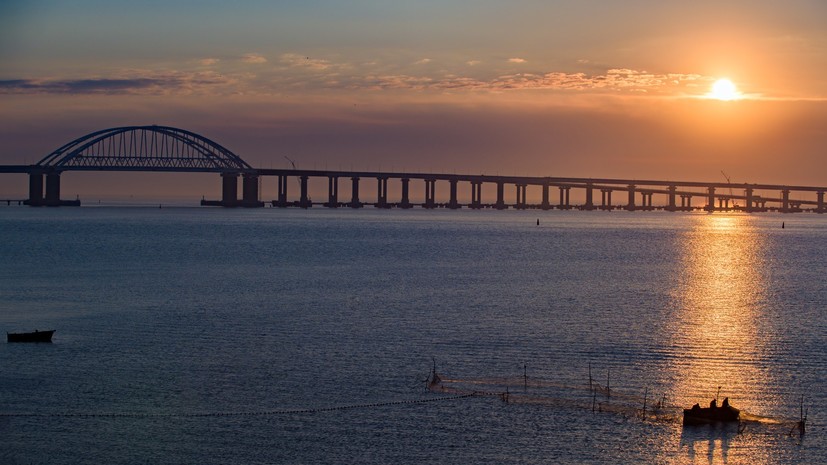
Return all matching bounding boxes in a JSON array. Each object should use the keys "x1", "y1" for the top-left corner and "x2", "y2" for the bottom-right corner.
[{"x1": 36, "y1": 126, "x2": 253, "y2": 172}]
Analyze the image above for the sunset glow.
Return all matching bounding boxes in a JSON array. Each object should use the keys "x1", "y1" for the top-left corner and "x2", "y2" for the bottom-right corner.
[
  {"x1": 1, "y1": 1, "x2": 827, "y2": 197},
  {"x1": 709, "y1": 78, "x2": 740, "y2": 101}
]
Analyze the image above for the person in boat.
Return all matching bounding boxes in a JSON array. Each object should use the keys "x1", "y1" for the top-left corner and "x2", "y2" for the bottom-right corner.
[
  {"x1": 722, "y1": 397, "x2": 730, "y2": 408},
  {"x1": 710, "y1": 399, "x2": 717, "y2": 409},
  {"x1": 691, "y1": 403, "x2": 701, "y2": 412}
]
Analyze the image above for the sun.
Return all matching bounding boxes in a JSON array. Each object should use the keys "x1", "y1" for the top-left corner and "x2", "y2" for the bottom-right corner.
[{"x1": 709, "y1": 78, "x2": 740, "y2": 101}]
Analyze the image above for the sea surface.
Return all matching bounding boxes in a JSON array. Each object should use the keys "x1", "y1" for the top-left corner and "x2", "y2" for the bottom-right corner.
[{"x1": 1, "y1": 206, "x2": 825, "y2": 464}]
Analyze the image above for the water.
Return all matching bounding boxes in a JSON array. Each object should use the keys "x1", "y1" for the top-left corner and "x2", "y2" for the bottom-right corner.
[{"x1": 0, "y1": 207, "x2": 824, "y2": 464}]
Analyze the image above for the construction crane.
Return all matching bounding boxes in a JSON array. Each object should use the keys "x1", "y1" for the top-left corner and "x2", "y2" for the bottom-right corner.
[
  {"x1": 720, "y1": 171, "x2": 738, "y2": 209},
  {"x1": 285, "y1": 156, "x2": 301, "y2": 188}
]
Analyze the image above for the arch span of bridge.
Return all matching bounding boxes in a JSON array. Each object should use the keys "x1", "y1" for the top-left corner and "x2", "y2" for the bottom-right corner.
[
  {"x1": 0, "y1": 125, "x2": 824, "y2": 212},
  {"x1": 23, "y1": 125, "x2": 262, "y2": 206}
]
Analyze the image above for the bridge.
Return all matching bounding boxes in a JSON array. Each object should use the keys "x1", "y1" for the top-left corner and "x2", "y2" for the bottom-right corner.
[{"x1": 0, "y1": 125, "x2": 825, "y2": 213}]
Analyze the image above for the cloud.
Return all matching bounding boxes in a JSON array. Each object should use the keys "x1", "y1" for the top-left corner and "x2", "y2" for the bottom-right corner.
[
  {"x1": 414, "y1": 58, "x2": 432, "y2": 65},
  {"x1": 508, "y1": 58, "x2": 527, "y2": 63},
  {"x1": 280, "y1": 53, "x2": 334, "y2": 71},
  {"x1": 327, "y1": 68, "x2": 711, "y2": 95},
  {"x1": 0, "y1": 71, "x2": 235, "y2": 95},
  {"x1": 466, "y1": 60, "x2": 482, "y2": 66},
  {"x1": 198, "y1": 58, "x2": 220, "y2": 66},
  {"x1": 0, "y1": 63, "x2": 720, "y2": 98},
  {"x1": 241, "y1": 53, "x2": 267, "y2": 64}
]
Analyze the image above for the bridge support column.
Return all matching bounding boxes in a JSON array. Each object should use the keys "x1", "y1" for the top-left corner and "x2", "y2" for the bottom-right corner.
[
  {"x1": 640, "y1": 192, "x2": 652, "y2": 210},
  {"x1": 541, "y1": 183, "x2": 550, "y2": 210},
  {"x1": 221, "y1": 173, "x2": 238, "y2": 207},
  {"x1": 400, "y1": 178, "x2": 412, "y2": 209},
  {"x1": 745, "y1": 188, "x2": 753, "y2": 213},
  {"x1": 781, "y1": 189, "x2": 790, "y2": 213},
  {"x1": 27, "y1": 172, "x2": 44, "y2": 206},
  {"x1": 242, "y1": 174, "x2": 263, "y2": 207},
  {"x1": 326, "y1": 176, "x2": 339, "y2": 208},
  {"x1": 275, "y1": 175, "x2": 288, "y2": 207},
  {"x1": 817, "y1": 191, "x2": 824, "y2": 213},
  {"x1": 350, "y1": 177, "x2": 362, "y2": 208},
  {"x1": 584, "y1": 183, "x2": 594, "y2": 210},
  {"x1": 376, "y1": 177, "x2": 389, "y2": 208},
  {"x1": 626, "y1": 185, "x2": 636, "y2": 211},
  {"x1": 705, "y1": 187, "x2": 716, "y2": 212},
  {"x1": 559, "y1": 186, "x2": 570, "y2": 210},
  {"x1": 448, "y1": 179, "x2": 460, "y2": 209},
  {"x1": 495, "y1": 182, "x2": 505, "y2": 210},
  {"x1": 299, "y1": 176, "x2": 311, "y2": 208},
  {"x1": 424, "y1": 179, "x2": 436, "y2": 209},
  {"x1": 45, "y1": 172, "x2": 63, "y2": 206},
  {"x1": 516, "y1": 184, "x2": 527, "y2": 209},
  {"x1": 667, "y1": 186, "x2": 677, "y2": 212},
  {"x1": 601, "y1": 189, "x2": 612, "y2": 210},
  {"x1": 471, "y1": 182, "x2": 483, "y2": 209}
]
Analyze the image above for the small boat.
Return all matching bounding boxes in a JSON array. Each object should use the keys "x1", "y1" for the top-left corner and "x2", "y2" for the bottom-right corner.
[
  {"x1": 7, "y1": 329, "x2": 55, "y2": 343},
  {"x1": 683, "y1": 398, "x2": 740, "y2": 425}
]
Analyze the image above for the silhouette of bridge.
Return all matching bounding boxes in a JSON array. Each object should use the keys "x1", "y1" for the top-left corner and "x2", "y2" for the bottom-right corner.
[{"x1": 0, "y1": 125, "x2": 824, "y2": 213}]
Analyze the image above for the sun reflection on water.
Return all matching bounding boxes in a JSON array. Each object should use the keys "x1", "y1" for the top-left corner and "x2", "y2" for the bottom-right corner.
[{"x1": 666, "y1": 214, "x2": 776, "y2": 462}]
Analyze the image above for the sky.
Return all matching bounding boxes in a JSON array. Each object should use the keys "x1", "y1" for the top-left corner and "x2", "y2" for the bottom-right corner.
[{"x1": 1, "y1": 0, "x2": 826, "y2": 199}]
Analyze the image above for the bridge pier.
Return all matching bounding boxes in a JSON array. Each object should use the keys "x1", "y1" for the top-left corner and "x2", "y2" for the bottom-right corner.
[
  {"x1": 818, "y1": 191, "x2": 824, "y2": 213},
  {"x1": 27, "y1": 172, "x2": 44, "y2": 206},
  {"x1": 705, "y1": 187, "x2": 716, "y2": 212},
  {"x1": 274, "y1": 175, "x2": 288, "y2": 207},
  {"x1": 299, "y1": 175, "x2": 311, "y2": 208},
  {"x1": 495, "y1": 182, "x2": 506, "y2": 210},
  {"x1": 424, "y1": 179, "x2": 436, "y2": 209},
  {"x1": 781, "y1": 189, "x2": 791, "y2": 213},
  {"x1": 541, "y1": 183, "x2": 550, "y2": 210},
  {"x1": 221, "y1": 173, "x2": 239, "y2": 207},
  {"x1": 601, "y1": 189, "x2": 612, "y2": 210},
  {"x1": 326, "y1": 176, "x2": 339, "y2": 207},
  {"x1": 639, "y1": 191, "x2": 653, "y2": 210},
  {"x1": 241, "y1": 174, "x2": 263, "y2": 207},
  {"x1": 376, "y1": 177, "x2": 390, "y2": 208},
  {"x1": 449, "y1": 179, "x2": 460, "y2": 209},
  {"x1": 558, "y1": 186, "x2": 570, "y2": 210},
  {"x1": 471, "y1": 181, "x2": 483, "y2": 209},
  {"x1": 667, "y1": 186, "x2": 677, "y2": 212},
  {"x1": 516, "y1": 184, "x2": 527, "y2": 209},
  {"x1": 400, "y1": 178, "x2": 412, "y2": 209},
  {"x1": 350, "y1": 177, "x2": 362, "y2": 208},
  {"x1": 626, "y1": 185, "x2": 636, "y2": 211},
  {"x1": 45, "y1": 172, "x2": 64, "y2": 206},
  {"x1": 583, "y1": 183, "x2": 594, "y2": 211}
]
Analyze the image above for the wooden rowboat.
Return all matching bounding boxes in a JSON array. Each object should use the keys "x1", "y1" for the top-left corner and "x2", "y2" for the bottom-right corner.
[{"x1": 683, "y1": 398, "x2": 740, "y2": 425}]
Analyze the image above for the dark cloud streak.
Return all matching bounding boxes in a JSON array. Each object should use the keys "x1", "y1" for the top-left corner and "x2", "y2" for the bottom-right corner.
[
  {"x1": 0, "y1": 74, "x2": 234, "y2": 95},
  {"x1": 0, "y1": 77, "x2": 178, "y2": 94}
]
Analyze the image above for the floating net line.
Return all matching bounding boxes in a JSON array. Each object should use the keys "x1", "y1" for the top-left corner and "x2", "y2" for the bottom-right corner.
[
  {"x1": 0, "y1": 393, "x2": 475, "y2": 419},
  {"x1": 427, "y1": 371, "x2": 809, "y2": 435}
]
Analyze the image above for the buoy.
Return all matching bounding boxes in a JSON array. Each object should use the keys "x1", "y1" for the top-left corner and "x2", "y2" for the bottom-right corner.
[{"x1": 782, "y1": 222, "x2": 785, "y2": 229}]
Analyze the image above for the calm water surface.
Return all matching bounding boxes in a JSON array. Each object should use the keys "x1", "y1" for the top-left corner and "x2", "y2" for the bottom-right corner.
[{"x1": 0, "y1": 207, "x2": 825, "y2": 464}]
